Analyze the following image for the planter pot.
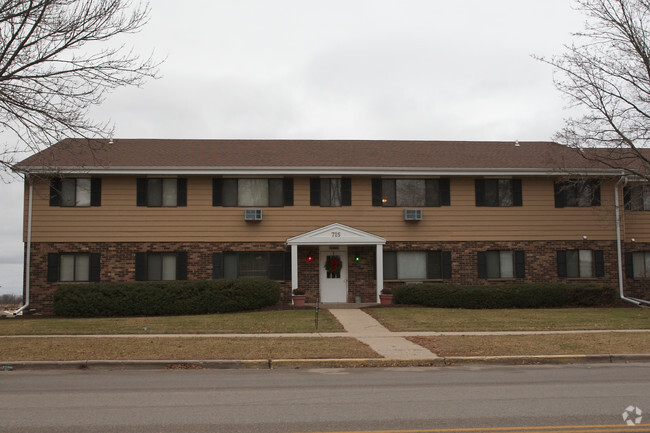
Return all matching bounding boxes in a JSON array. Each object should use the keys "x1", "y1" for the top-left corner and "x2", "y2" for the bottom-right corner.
[
  {"x1": 379, "y1": 294, "x2": 393, "y2": 306},
  {"x1": 292, "y1": 295, "x2": 306, "y2": 307}
]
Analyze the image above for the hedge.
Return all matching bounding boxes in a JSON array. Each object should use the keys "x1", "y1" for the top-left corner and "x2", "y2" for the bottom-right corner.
[
  {"x1": 392, "y1": 283, "x2": 616, "y2": 309},
  {"x1": 53, "y1": 279, "x2": 281, "y2": 317}
]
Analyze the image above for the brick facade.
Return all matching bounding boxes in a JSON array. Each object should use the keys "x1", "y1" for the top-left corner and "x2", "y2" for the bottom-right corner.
[{"x1": 25, "y1": 240, "x2": 648, "y2": 314}]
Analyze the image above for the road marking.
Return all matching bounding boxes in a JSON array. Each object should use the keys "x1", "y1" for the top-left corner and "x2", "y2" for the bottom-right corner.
[{"x1": 297, "y1": 424, "x2": 650, "y2": 433}]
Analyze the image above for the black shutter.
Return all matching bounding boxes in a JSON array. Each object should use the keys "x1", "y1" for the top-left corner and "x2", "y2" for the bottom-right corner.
[
  {"x1": 371, "y1": 178, "x2": 382, "y2": 206},
  {"x1": 515, "y1": 250, "x2": 525, "y2": 278},
  {"x1": 592, "y1": 181, "x2": 601, "y2": 206},
  {"x1": 212, "y1": 178, "x2": 222, "y2": 206},
  {"x1": 554, "y1": 182, "x2": 565, "y2": 208},
  {"x1": 47, "y1": 253, "x2": 59, "y2": 282},
  {"x1": 426, "y1": 251, "x2": 441, "y2": 279},
  {"x1": 557, "y1": 250, "x2": 567, "y2": 277},
  {"x1": 594, "y1": 250, "x2": 605, "y2": 277},
  {"x1": 512, "y1": 179, "x2": 522, "y2": 206},
  {"x1": 176, "y1": 252, "x2": 188, "y2": 280},
  {"x1": 89, "y1": 253, "x2": 101, "y2": 282},
  {"x1": 341, "y1": 178, "x2": 352, "y2": 206},
  {"x1": 442, "y1": 251, "x2": 452, "y2": 279},
  {"x1": 383, "y1": 251, "x2": 396, "y2": 280},
  {"x1": 475, "y1": 179, "x2": 485, "y2": 206},
  {"x1": 283, "y1": 178, "x2": 294, "y2": 206},
  {"x1": 284, "y1": 251, "x2": 292, "y2": 281},
  {"x1": 90, "y1": 178, "x2": 102, "y2": 206},
  {"x1": 625, "y1": 252, "x2": 634, "y2": 278},
  {"x1": 440, "y1": 178, "x2": 450, "y2": 206},
  {"x1": 269, "y1": 252, "x2": 284, "y2": 280},
  {"x1": 212, "y1": 252, "x2": 223, "y2": 279},
  {"x1": 624, "y1": 186, "x2": 632, "y2": 210},
  {"x1": 135, "y1": 252, "x2": 146, "y2": 281},
  {"x1": 49, "y1": 178, "x2": 61, "y2": 206},
  {"x1": 310, "y1": 178, "x2": 320, "y2": 206},
  {"x1": 176, "y1": 178, "x2": 187, "y2": 206},
  {"x1": 477, "y1": 251, "x2": 487, "y2": 279},
  {"x1": 136, "y1": 178, "x2": 148, "y2": 206}
]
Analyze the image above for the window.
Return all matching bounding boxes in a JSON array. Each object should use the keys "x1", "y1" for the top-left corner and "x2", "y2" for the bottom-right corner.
[
  {"x1": 213, "y1": 178, "x2": 293, "y2": 207},
  {"x1": 137, "y1": 178, "x2": 187, "y2": 207},
  {"x1": 49, "y1": 178, "x2": 101, "y2": 207},
  {"x1": 372, "y1": 178, "x2": 450, "y2": 207},
  {"x1": 624, "y1": 184, "x2": 650, "y2": 210},
  {"x1": 557, "y1": 250, "x2": 604, "y2": 278},
  {"x1": 310, "y1": 178, "x2": 351, "y2": 206},
  {"x1": 46, "y1": 253, "x2": 100, "y2": 282},
  {"x1": 475, "y1": 179, "x2": 522, "y2": 207},
  {"x1": 477, "y1": 250, "x2": 525, "y2": 279},
  {"x1": 213, "y1": 252, "x2": 291, "y2": 280},
  {"x1": 135, "y1": 252, "x2": 187, "y2": 281},
  {"x1": 383, "y1": 251, "x2": 451, "y2": 280},
  {"x1": 625, "y1": 251, "x2": 650, "y2": 278},
  {"x1": 554, "y1": 180, "x2": 601, "y2": 208}
]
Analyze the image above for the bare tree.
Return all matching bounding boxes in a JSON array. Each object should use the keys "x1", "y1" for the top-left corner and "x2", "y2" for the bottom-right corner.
[
  {"x1": 0, "y1": 0, "x2": 159, "y2": 174},
  {"x1": 538, "y1": 0, "x2": 650, "y2": 179}
]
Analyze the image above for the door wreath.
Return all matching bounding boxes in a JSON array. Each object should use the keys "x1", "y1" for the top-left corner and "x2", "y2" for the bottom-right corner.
[{"x1": 325, "y1": 255, "x2": 342, "y2": 274}]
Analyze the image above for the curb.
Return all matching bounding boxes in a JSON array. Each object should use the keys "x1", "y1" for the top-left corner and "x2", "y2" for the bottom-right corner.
[{"x1": 2, "y1": 354, "x2": 650, "y2": 371}]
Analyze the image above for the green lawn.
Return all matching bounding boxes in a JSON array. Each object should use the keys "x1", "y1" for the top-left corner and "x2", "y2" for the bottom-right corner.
[
  {"x1": 365, "y1": 307, "x2": 650, "y2": 332},
  {"x1": 0, "y1": 310, "x2": 344, "y2": 335}
]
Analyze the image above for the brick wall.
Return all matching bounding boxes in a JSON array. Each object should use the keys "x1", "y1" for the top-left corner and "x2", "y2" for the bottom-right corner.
[{"x1": 24, "y1": 240, "x2": 648, "y2": 314}]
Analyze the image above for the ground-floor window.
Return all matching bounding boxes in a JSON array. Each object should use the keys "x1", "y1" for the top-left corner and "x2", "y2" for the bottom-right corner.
[
  {"x1": 213, "y1": 251, "x2": 291, "y2": 280},
  {"x1": 557, "y1": 249, "x2": 604, "y2": 278},
  {"x1": 627, "y1": 251, "x2": 650, "y2": 278},
  {"x1": 135, "y1": 252, "x2": 187, "y2": 281},
  {"x1": 47, "y1": 252, "x2": 100, "y2": 282},
  {"x1": 477, "y1": 250, "x2": 525, "y2": 279},
  {"x1": 383, "y1": 251, "x2": 451, "y2": 280}
]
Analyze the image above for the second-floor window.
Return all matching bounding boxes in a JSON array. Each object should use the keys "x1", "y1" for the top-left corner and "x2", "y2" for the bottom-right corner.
[
  {"x1": 310, "y1": 178, "x2": 351, "y2": 206},
  {"x1": 477, "y1": 250, "x2": 525, "y2": 279},
  {"x1": 212, "y1": 178, "x2": 293, "y2": 207},
  {"x1": 624, "y1": 184, "x2": 650, "y2": 210},
  {"x1": 557, "y1": 249, "x2": 604, "y2": 278},
  {"x1": 475, "y1": 179, "x2": 522, "y2": 207},
  {"x1": 372, "y1": 178, "x2": 450, "y2": 207},
  {"x1": 554, "y1": 180, "x2": 601, "y2": 208},
  {"x1": 137, "y1": 178, "x2": 187, "y2": 207},
  {"x1": 49, "y1": 178, "x2": 101, "y2": 207}
]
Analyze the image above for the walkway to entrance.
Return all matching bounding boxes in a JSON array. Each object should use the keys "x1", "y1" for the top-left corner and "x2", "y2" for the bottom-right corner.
[{"x1": 327, "y1": 308, "x2": 438, "y2": 359}]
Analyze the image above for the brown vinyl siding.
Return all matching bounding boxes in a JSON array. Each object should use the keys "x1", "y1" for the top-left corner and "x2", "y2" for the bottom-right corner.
[{"x1": 26, "y1": 176, "x2": 619, "y2": 243}]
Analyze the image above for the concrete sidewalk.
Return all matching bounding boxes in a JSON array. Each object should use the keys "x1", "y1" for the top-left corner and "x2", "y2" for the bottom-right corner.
[{"x1": 327, "y1": 309, "x2": 438, "y2": 359}]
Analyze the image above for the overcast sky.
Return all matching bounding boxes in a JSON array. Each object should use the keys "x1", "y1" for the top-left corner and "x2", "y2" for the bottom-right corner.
[{"x1": 0, "y1": 0, "x2": 585, "y2": 296}]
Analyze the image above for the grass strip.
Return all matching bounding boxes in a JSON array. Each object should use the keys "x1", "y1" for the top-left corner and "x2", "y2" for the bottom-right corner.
[
  {"x1": 0, "y1": 337, "x2": 378, "y2": 361},
  {"x1": 0, "y1": 310, "x2": 343, "y2": 335},
  {"x1": 366, "y1": 307, "x2": 650, "y2": 332},
  {"x1": 409, "y1": 332, "x2": 650, "y2": 357}
]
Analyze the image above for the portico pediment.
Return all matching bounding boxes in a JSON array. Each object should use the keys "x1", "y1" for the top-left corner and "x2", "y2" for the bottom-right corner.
[{"x1": 286, "y1": 223, "x2": 386, "y2": 246}]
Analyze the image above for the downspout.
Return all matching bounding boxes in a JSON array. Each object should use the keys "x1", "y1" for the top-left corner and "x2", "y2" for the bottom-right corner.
[
  {"x1": 13, "y1": 175, "x2": 33, "y2": 315},
  {"x1": 615, "y1": 176, "x2": 650, "y2": 306}
]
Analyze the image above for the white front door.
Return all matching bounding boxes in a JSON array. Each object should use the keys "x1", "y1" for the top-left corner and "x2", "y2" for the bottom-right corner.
[{"x1": 319, "y1": 246, "x2": 348, "y2": 302}]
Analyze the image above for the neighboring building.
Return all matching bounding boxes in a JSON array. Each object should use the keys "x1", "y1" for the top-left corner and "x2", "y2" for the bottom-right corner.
[{"x1": 13, "y1": 139, "x2": 650, "y2": 313}]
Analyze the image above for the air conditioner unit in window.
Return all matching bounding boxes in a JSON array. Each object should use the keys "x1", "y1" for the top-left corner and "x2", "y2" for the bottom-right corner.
[
  {"x1": 244, "y1": 209, "x2": 263, "y2": 221},
  {"x1": 404, "y1": 209, "x2": 422, "y2": 221}
]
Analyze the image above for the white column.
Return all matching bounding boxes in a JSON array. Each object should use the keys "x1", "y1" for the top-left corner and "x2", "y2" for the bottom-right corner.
[
  {"x1": 291, "y1": 244, "x2": 299, "y2": 291},
  {"x1": 375, "y1": 243, "x2": 384, "y2": 303}
]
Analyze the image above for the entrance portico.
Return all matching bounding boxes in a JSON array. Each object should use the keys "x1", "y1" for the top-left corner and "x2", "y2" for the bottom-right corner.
[{"x1": 286, "y1": 223, "x2": 386, "y2": 303}]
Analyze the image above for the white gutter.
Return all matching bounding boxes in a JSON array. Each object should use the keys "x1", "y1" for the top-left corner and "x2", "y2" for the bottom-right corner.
[
  {"x1": 12, "y1": 176, "x2": 33, "y2": 315},
  {"x1": 614, "y1": 176, "x2": 650, "y2": 306}
]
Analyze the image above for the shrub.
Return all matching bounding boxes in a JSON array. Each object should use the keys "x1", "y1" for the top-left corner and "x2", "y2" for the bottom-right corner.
[
  {"x1": 392, "y1": 283, "x2": 616, "y2": 309},
  {"x1": 53, "y1": 279, "x2": 281, "y2": 317}
]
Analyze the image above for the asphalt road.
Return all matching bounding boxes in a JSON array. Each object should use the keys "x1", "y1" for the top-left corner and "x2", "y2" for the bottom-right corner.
[{"x1": 1, "y1": 364, "x2": 649, "y2": 433}]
